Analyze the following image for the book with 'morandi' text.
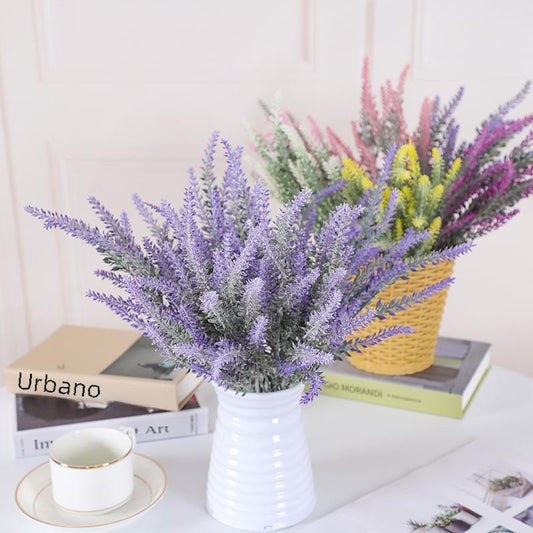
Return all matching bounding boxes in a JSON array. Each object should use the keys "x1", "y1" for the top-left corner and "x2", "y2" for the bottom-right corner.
[
  {"x1": 4, "y1": 325, "x2": 203, "y2": 411},
  {"x1": 321, "y1": 336, "x2": 491, "y2": 418}
]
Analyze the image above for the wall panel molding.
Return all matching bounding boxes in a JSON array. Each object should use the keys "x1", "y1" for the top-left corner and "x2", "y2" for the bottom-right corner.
[
  {"x1": 412, "y1": 0, "x2": 533, "y2": 81},
  {"x1": 0, "y1": 53, "x2": 31, "y2": 371},
  {"x1": 49, "y1": 146, "x2": 194, "y2": 325},
  {"x1": 33, "y1": 0, "x2": 318, "y2": 84}
]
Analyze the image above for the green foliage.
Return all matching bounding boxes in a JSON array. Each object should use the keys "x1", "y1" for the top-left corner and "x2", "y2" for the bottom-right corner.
[{"x1": 252, "y1": 103, "x2": 344, "y2": 224}]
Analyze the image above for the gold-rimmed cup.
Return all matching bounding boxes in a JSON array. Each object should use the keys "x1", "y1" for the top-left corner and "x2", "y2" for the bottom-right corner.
[{"x1": 49, "y1": 427, "x2": 136, "y2": 513}]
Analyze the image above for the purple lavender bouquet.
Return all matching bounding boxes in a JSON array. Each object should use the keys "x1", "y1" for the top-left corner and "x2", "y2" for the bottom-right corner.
[{"x1": 26, "y1": 134, "x2": 468, "y2": 402}]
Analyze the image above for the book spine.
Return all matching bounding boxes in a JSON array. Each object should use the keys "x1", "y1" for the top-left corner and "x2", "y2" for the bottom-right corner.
[
  {"x1": 13, "y1": 407, "x2": 209, "y2": 458},
  {"x1": 4, "y1": 368, "x2": 179, "y2": 411},
  {"x1": 321, "y1": 371, "x2": 463, "y2": 418}
]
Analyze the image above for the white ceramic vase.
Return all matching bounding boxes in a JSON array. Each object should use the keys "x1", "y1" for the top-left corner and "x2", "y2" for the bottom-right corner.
[{"x1": 206, "y1": 384, "x2": 315, "y2": 531}]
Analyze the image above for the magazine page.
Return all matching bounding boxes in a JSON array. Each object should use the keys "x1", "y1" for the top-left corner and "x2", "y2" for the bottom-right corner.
[{"x1": 305, "y1": 441, "x2": 533, "y2": 532}]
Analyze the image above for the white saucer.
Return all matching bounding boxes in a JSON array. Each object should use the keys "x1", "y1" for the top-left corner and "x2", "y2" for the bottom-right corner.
[{"x1": 15, "y1": 453, "x2": 167, "y2": 529}]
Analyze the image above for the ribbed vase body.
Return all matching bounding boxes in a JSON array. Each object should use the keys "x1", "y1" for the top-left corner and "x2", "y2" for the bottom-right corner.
[{"x1": 206, "y1": 384, "x2": 315, "y2": 531}]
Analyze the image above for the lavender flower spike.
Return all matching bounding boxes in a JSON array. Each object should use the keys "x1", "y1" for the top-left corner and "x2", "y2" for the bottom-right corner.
[{"x1": 27, "y1": 133, "x2": 456, "y2": 403}]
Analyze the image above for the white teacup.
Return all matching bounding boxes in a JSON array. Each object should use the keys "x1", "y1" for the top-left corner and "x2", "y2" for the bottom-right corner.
[{"x1": 49, "y1": 427, "x2": 136, "y2": 513}]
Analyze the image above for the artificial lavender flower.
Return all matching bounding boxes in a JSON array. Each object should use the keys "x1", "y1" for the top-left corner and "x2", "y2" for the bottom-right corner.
[
  {"x1": 438, "y1": 99, "x2": 533, "y2": 247},
  {"x1": 253, "y1": 60, "x2": 533, "y2": 252},
  {"x1": 27, "y1": 134, "x2": 469, "y2": 402}
]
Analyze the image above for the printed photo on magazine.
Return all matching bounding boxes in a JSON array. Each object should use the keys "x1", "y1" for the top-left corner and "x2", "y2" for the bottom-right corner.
[{"x1": 305, "y1": 441, "x2": 533, "y2": 532}]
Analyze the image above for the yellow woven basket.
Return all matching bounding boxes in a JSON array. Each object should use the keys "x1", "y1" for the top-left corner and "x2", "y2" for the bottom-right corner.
[{"x1": 346, "y1": 260, "x2": 455, "y2": 375}]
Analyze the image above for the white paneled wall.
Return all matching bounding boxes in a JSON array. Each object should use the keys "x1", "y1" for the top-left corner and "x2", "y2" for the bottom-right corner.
[{"x1": 0, "y1": 0, "x2": 532, "y2": 378}]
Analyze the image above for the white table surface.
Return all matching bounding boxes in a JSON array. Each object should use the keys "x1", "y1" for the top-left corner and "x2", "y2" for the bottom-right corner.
[{"x1": 1, "y1": 366, "x2": 533, "y2": 533}]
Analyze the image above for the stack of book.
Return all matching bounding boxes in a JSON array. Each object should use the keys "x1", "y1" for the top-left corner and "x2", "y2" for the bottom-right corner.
[
  {"x1": 4, "y1": 326, "x2": 209, "y2": 457},
  {"x1": 4, "y1": 328, "x2": 491, "y2": 458}
]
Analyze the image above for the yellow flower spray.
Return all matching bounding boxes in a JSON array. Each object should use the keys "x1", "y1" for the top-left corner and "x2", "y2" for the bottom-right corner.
[{"x1": 342, "y1": 141, "x2": 461, "y2": 253}]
